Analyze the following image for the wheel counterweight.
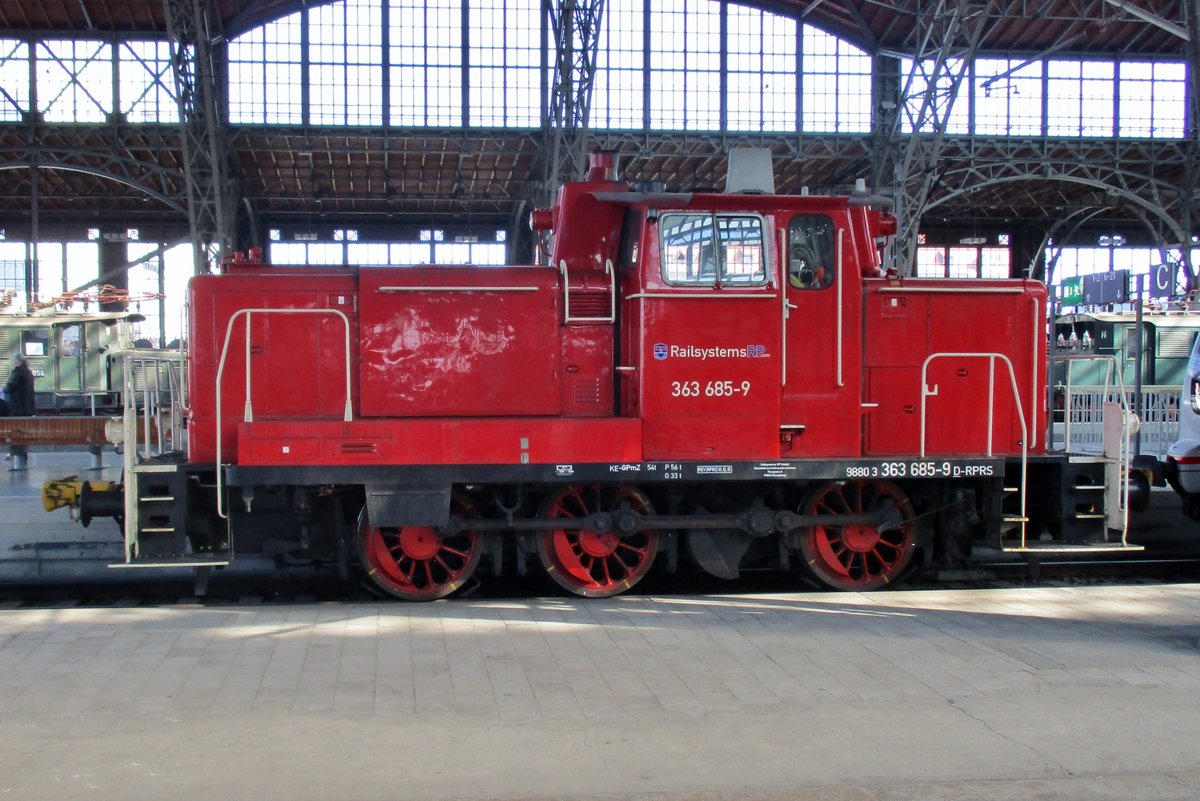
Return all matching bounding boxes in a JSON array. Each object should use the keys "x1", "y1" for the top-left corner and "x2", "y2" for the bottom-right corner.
[
  {"x1": 537, "y1": 484, "x2": 658, "y2": 598},
  {"x1": 799, "y1": 480, "x2": 916, "y2": 591},
  {"x1": 358, "y1": 493, "x2": 483, "y2": 600}
]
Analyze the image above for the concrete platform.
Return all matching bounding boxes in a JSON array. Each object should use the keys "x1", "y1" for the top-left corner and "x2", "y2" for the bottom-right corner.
[{"x1": 2, "y1": 584, "x2": 1200, "y2": 801}]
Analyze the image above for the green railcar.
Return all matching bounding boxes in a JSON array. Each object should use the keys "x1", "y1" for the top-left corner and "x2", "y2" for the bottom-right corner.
[
  {"x1": 1053, "y1": 310, "x2": 1200, "y2": 389},
  {"x1": 0, "y1": 311, "x2": 181, "y2": 414}
]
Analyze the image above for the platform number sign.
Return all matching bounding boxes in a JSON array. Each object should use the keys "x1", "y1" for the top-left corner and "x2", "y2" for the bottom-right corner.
[
  {"x1": 1150, "y1": 263, "x2": 1176, "y2": 299},
  {"x1": 1081, "y1": 270, "x2": 1128, "y2": 305}
]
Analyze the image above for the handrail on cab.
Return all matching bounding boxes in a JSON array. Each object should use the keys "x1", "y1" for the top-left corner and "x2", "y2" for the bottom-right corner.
[{"x1": 214, "y1": 308, "x2": 353, "y2": 519}]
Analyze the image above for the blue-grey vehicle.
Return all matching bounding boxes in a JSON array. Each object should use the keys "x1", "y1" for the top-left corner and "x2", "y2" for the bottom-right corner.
[{"x1": 1165, "y1": 335, "x2": 1200, "y2": 516}]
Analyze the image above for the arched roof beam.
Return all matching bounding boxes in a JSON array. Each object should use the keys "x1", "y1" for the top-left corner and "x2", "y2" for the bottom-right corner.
[
  {"x1": 1036, "y1": 206, "x2": 1119, "y2": 283},
  {"x1": 0, "y1": 161, "x2": 186, "y2": 214},
  {"x1": 1101, "y1": 0, "x2": 1189, "y2": 41},
  {"x1": 924, "y1": 173, "x2": 1190, "y2": 286},
  {"x1": 925, "y1": 172, "x2": 1184, "y2": 242}
]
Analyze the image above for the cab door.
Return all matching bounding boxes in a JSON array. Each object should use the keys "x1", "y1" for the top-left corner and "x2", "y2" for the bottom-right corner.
[
  {"x1": 630, "y1": 211, "x2": 782, "y2": 460},
  {"x1": 56, "y1": 322, "x2": 84, "y2": 400},
  {"x1": 779, "y1": 213, "x2": 863, "y2": 457}
]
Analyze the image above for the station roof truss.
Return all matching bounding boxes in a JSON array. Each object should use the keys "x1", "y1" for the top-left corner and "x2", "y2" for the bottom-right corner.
[{"x1": 0, "y1": 0, "x2": 1195, "y2": 268}]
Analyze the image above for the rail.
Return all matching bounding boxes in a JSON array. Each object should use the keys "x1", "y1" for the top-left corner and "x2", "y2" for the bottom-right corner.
[
  {"x1": 214, "y1": 308, "x2": 353, "y2": 519},
  {"x1": 124, "y1": 355, "x2": 186, "y2": 456},
  {"x1": 920, "y1": 352, "x2": 1029, "y2": 543},
  {"x1": 836, "y1": 227, "x2": 844, "y2": 387}
]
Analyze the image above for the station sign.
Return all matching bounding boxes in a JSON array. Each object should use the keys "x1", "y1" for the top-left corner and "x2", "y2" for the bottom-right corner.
[
  {"x1": 1150, "y1": 262, "x2": 1176, "y2": 298},
  {"x1": 1081, "y1": 269, "x2": 1128, "y2": 305},
  {"x1": 1060, "y1": 277, "x2": 1083, "y2": 305}
]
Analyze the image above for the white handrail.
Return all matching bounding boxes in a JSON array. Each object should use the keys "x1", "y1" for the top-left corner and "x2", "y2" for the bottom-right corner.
[
  {"x1": 179, "y1": 301, "x2": 189, "y2": 413},
  {"x1": 121, "y1": 356, "x2": 136, "y2": 561},
  {"x1": 1048, "y1": 353, "x2": 1137, "y2": 541},
  {"x1": 836, "y1": 227, "x2": 844, "y2": 388},
  {"x1": 779, "y1": 226, "x2": 790, "y2": 388},
  {"x1": 215, "y1": 308, "x2": 353, "y2": 519},
  {"x1": 624, "y1": 292, "x2": 778, "y2": 300},
  {"x1": 1029, "y1": 294, "x2": 1039, "y2": 449},
  {"x1": 560, "y1": 259, "x2": 617, "y2": 324},
  {"x1": 377, "y1": 285, "x2": 539, "y2": 293}
]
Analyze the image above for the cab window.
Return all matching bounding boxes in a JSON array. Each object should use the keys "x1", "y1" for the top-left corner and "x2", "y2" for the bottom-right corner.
[
  {"x1": 788, "y1": 215, "x2": 836, "y2": 289},
  {"x1": 661, "y1": 213, "x2": 765, "y2": 286},
  {"x1": 61, "y1": 324, "x2": 82, "y2": 357},
  {"x1": 21, "y1": 330, "x2": 49, "y2": 357}
]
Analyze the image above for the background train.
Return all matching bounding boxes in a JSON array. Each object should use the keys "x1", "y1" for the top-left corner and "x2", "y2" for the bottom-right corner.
[
  {"x1": 1053, "y1": 309, "x2": 1200, "y2": 389},
  {"x1": 1049, "y1": 309, "x2": 1200, "y2": 464},
  {"x1": 43, "y1": 150, "x2": 1145, "y2": 600},
  {"x1": 0, "y1": 310, "x2": 181, "y2": 415}
]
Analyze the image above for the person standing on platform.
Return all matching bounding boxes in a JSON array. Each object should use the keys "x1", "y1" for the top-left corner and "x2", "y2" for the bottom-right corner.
[
  {"x1": 3, "y1": 353, "x2": 36, "y2": 416},
  {"x1": 2, "y1": 352, "x2": 35, "y2": 465}
]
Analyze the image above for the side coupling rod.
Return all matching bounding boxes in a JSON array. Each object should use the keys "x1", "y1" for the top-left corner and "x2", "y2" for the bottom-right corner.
[{"x1": 447, "y1": 501, "x2": 903, "y2": 538}]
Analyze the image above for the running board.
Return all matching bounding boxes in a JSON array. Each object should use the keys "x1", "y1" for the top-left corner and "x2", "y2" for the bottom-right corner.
[
  {"x1": 999, "y1": 543, "x2": 1144, "y2": 554},
  {"x1": 108, "y1": 559, "x2": 230, "y2": 569}
]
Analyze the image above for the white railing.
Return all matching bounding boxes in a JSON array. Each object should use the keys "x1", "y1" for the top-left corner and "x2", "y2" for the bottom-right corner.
[
  {"x1": 113, "y1": 352, "x2": 187, "y2": 460},
  {"x1": 117, "y1": 352, "x2": 188, "y2": 565},
  {"x1": 1053, "y1": 385, "x2": 1177, "y2": 459},
  {"x1": 1047, "y1": 354, "x2": 1138, "y2": 546}
]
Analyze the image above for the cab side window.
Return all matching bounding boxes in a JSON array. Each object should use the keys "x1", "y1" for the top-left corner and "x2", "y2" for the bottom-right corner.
[
  {"x1": 61, "y1": 324, "x2": 82, "y2": 357},
  {"x1": 788, "y1": 215, "x2": 836, "y2": 290},
  {"x1": 21, "y1": 330, "x2": 49, "y2": 357},
  {"x1": 661, "y1": 213, "x2": 765, "y2": 286}
]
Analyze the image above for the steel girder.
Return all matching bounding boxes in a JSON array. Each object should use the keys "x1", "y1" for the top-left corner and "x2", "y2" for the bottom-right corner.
[
  {"x1": 544, "y1": 0, "x2": 606, "y2": 203},
  {"x1": 875, "y1": 0, "x2": 999, "y2": 275},
  {"x1": 163, "y1": 0, "x2": 234, "y2": 273},
  {"x1": 925, "y1": 140, "x2": 1189, "y2": 255},
  {"x1": 3, "y1": 122, "x2": 1194, "y2": 250},
  {"x1": 1181, "y1": 0, "x2": 1200, "y2": 290}
]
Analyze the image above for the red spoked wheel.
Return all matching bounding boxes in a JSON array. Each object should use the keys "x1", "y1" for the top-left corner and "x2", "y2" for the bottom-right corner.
[
  {"x1": 799, "y1": 480, "x2": 916, "y2": 591},
  {"x1": 537, "y1": 485, "x2": 658, "y2": 598},
  {"x1": 358, "y1": 493, "x2": 483, "y2": 601}
]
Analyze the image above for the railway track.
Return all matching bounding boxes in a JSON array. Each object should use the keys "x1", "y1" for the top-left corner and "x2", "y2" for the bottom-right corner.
[{"x1": 1, "y1": 557, "x2": 1198, "y2": 608}]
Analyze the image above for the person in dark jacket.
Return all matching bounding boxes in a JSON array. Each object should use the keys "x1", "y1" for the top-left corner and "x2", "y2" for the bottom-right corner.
[{"x1": 3, "y1": 353, "x2": 36, "y2": 416}]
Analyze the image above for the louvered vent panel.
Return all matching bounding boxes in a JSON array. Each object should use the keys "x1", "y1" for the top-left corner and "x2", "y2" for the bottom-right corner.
[
  {"x1": 573, "y1": 378, "x2": 602, "y2": 406},
  {"x1": 1156, "y1": 329, "x2": 1194, "y2": 358},
  {"x1": 568, "y1": 292, "x2": 610, "y2": 319}
]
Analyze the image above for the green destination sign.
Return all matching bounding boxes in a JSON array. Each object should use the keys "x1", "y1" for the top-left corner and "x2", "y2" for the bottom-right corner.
[{"x1": 1060, "y1": 277, "x2": 1083, "y2": 305}]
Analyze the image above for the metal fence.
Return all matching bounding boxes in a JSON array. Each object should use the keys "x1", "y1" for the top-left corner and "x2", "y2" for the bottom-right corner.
[{"x1": 1051, "y1": 385, "x2": 1179, "y2": 459}]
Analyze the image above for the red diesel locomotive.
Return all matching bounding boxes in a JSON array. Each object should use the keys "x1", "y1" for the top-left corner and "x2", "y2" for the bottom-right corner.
[{"x1": 46, "y1": 151, "x2": 1141, "y2": 599}]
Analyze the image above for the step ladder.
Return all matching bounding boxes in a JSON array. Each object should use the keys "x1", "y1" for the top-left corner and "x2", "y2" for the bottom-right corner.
[
  {"x1": 108, "y1": 353, "x2": 230, "y2": 571},
  {"x1": 111, "y1": 462, "x2": 228, "y2": 568},
  {"x1": 999, "y1": 400, "x2": 1142, "y2": 554}
]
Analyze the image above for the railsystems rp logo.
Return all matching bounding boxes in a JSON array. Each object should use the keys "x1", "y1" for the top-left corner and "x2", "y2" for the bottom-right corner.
[{"x1": 653, "y1": 343, "x2": 769, "y2": 360}]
